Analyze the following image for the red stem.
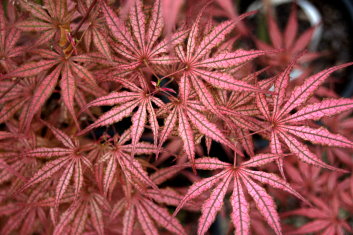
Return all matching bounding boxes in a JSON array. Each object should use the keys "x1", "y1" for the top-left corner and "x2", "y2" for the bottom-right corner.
[{"x1": 72, "y1": 0, "x2": 98, "y2": 38}]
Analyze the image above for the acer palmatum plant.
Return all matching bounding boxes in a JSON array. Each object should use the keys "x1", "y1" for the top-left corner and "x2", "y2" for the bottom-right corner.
[{"x1": 0, "y1": 0, "x2": 352, "y2": 234}]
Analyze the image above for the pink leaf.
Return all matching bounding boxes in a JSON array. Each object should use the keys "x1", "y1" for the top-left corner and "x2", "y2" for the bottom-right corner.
[
  {"x1": 74, "y1": 161, "x2": 83, "y2": 198},
  {"x1": 150, "y1": 165, "x2": 186, "y2": 185},
  {"x1": 78, "y1": 100, "x2": 139, "y2": 135},
  {"x1": 186, "y1": 4, "x2": 207, "y2": 60},
  {"x1": 145, "y1": 188, "x2": 190, "y2": 208},
  {"x1": 131, "y1": 100, "x2": 147, "y2": 146},
  {"x1": 194, "y1": 157, "x2": 231, "y2": 170},
  {"x1": 82, "y1": 91, "x2": 139, "y2": 112},
  {"x1": 193, "y1": 11, "x2": 255, "y2": 61},
  {"x1": 173, "y1": 170, "x2": 230, "y2": 216},
  {"x1": 146, "y1": 101, "x2": 159, "y2": 145},
  {"x1": 5, "y1": 28, "x2": 21, "y2": 52},
  {"x1": 190, "y1": 74, "x2": 219, "y2": 113},
  {"x1": 282, "y1": 125, "x2": 353, "y2": 148},
  {"x1": 0, "y1": 99, "x2": 25, "y2": 123},
  {"x1": 130, "y1": 0, "x2": 146, "y2": 51},
  {"x1": 149, "y1": 55, "x2": 179, "y2": 64},
  {"x1": 150, "y1": 29, "x2": 189, "y2": 56},
  {"x1": 20, "y1": 64, "x2": 62, "y2": 132},
  {"x1": 256, "y1": 92, "x2": 270, "y2": 120},
  {"x1": 146, "y1": 0, "x2": 163, "y2": 50},
  {"x1": 21, "y1": 157, "x2": 69, "y2": 192},
  {"x1": 70, "y1": 203, "x2": 88, "y2": 235},
  {"x1": 284, "y1": 4, "x2": 298, "y2": 49},
  {"x1": 270, "y1": 132, "x2": 285, "y2": 178},
  {"x1": 238, "y1": 129, "x2": 255, "y2": 157},
  {"x1": 284, "y1": 98, "x2": 353, "y2": 122},
  {"x1": 53, "y1": 201, "x2": 80, "y2": 235},
  {"x1": 279, "y1": 132, "x2": 347, "y2": 172},
  {"x1": 44, "y1": 121, "x2": 75, "y2": 148},
  {"x1": 110, "y1": 199, "x2": 125, "y2": 221},
  {"x1": 119, "y1": 152, "x2": 157, "y2": 189},
  {"x1": 267, "y1": 15, "x2": 282, "y2": 49},
  {"x1": 273, "y1": 61, "x2": 295, "y2": 117},
  {"x1": 55, "y1": 161, "x2": 74, "y2": 206},
  {"x1": 179, "y1": 74, "x2": 190, "y2": 103},
  {"x1": 142, "y1": 198, "x2": 186, "y2": 235},
  {"x1": 279, "y1": 63, "x2": 353, "y2": 118},
  {"x1": 5, "y1": 60, "x2": 57, "y2": 78},
  {"x1": 194, "y1": 69, "x2": 263, "y2": 93},
  {"x1": 69, "y1": 62, "x2": 97, "y2": 86},
  {"x1": 25, "y1": 147, "x2": 73, "y2": 158},
  {"x1": 196, "y1": 50, "x2": 265, "y2": 69},
  {"x1": 0, "y1": 5, "x2": 4, "y2": 48},
  {"x1": 288, "y1": 220, "x2": 331, "y2": 234},
  {"x1": 186, "y1": 108, "x2": 234, "y2": 149},
  {"x1": 92, "y1": 28, "x2": 112, "y2": 61},
  {"x1": 136, "y1": 203, "x2": 158, "y2": 235},
  {"x1": 103, "y1": 156, "x2": 117, "y2": 196},
  {"x1": 60, "y1": 63, "x2": 78, "y2": 127},
  {"x1": 20, "y1": 1, "x2": 51, "y2": 22},
  {"x1": 241, "y1": 174, "x2": 282, "y2": 235},
  {"x1": 231, "y1": 177, "x2": 250, "y2": 235},
  {"x1": 100, "y1": 0, "x2": 138, "y2": 54},
  {"x1": 291, "y1": 27, "x2": 315, "y2": 54},
  {"x1": 123, "y1": 142, "x2": 159, "y2": 154},
  {"x1": 158, "y1": 107, "x2": 178, "y2": 148},
  {"x1": 90, "y1": 199, "x2": 104, "y2": 235},
  {"x1": 16, "y1": 20, "x2": 54, "y2": 31},
  {"x1": 198, "y1": 172, "x2": 232, "y2": 235},
  {"x1": 241, "y1": 154, "x2": 280, "y2": 168},
  {"x1": 122, "y1": 205, "x2": 135, "y2": 235},
  {"x1": 243, "y1": 169, "x2": 308, "y2": 204},
  {"x1": 178, "y1": 108, "x2": 195, "y2": 163}
]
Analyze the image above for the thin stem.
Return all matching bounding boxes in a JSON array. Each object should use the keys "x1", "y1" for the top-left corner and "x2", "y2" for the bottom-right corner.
[
  {"x1": 72, "y1": 0, "x2": 98, "y2": 38},
  {"x1": 232, "y1": 124, "x2": 273, "y2": 142},
  {"x1": 158, "y1": 67, "x2": 186, "y2": 88},
  {"x1": 143, "y1": 59, "x2": 161, "y2": 82}
]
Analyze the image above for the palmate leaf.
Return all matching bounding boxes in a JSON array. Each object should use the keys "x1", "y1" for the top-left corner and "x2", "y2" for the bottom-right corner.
[
  {"x1": 282, "y1": 195, "x2": 353, "y2": 234},
  {"x1": 157, "y1": 93, "x2": 237, "y2": 164},
  {"x1": 254, "y1": 4, "x2": 318, "y2": 68},
  {"x1": 18, "y1": 64, "x2": 61, "y2": 131},
  {"x1": 100, "y1": 0, "x2": 188, "y2": 70},
  {"x1": 110, "y1": 163, "x2": 189, "y2": 235},
  {"x1": 172, "y1": 9, "x2": 267, "y2": 117},
  {"x1": 76, "y1": 0, "x2": 113, "y2": 60},
  {"x1": 3, "y1": 47, "x2": 102, "y2": 132},
  {"x1": 231, "y1": 177, "x2": 250, "y2": 235},
  {"x1": 60, "y1": 63, "x2": 78, "y2": 127},
  {"x1": 18, "y1": 0, "x2": 74, "y2": 45},
  {"x1": 198, "y1": 172, "x2": 232, "y2": 235},
  {"x1": 78, "y1": 75, "x2": 162, "y2": 145},
  {"x1": 256, "y1": 62, "x2": 353, "y2": 173},
  {"x1": 174, "y1": 155, "x2": 306, "y2": 235},
  {"x1": 20, "y1": 122, "x2": 91, "y2": 205},
  {"x1": 278, "y1": 63, "x2": 353, "y2": 118},
  {"x1": 54, "y1": 193, "x2": 108, "y2": 235},
  {"x1": 94, "y1": 131, "x2": 159, "y2": 194},
  {"x1": 114, "y1": 193, "x2": 187, "y2": 235},
  {"x1": 0, "y1": 5, "x2": 24, "y2": 73},
  {"x1": 0, "y1": 78, "x2": 36, "y2": 124},
  {"x1": 0, "y1": 182, "x2": 50, "y2": 235}
]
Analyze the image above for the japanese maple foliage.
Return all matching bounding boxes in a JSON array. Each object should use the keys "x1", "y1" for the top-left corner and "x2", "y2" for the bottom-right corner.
[{"x1": 0, "y1": 0, "x2": 353, "y2": 234}]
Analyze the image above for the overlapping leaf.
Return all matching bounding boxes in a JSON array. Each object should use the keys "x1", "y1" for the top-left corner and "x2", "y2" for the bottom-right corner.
[
  {"x1": 20, "y1": 122, "x2": 92, "y2": 205},
  {"x1": 255, "y1": 62, "x2": 353, "y2": 173},
  {"x1": 174, "y1": 155, "x2": 308, "y2": 235},
  {"x1": 100, "y1": 0, "x2": 188, "y2": 71}
]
